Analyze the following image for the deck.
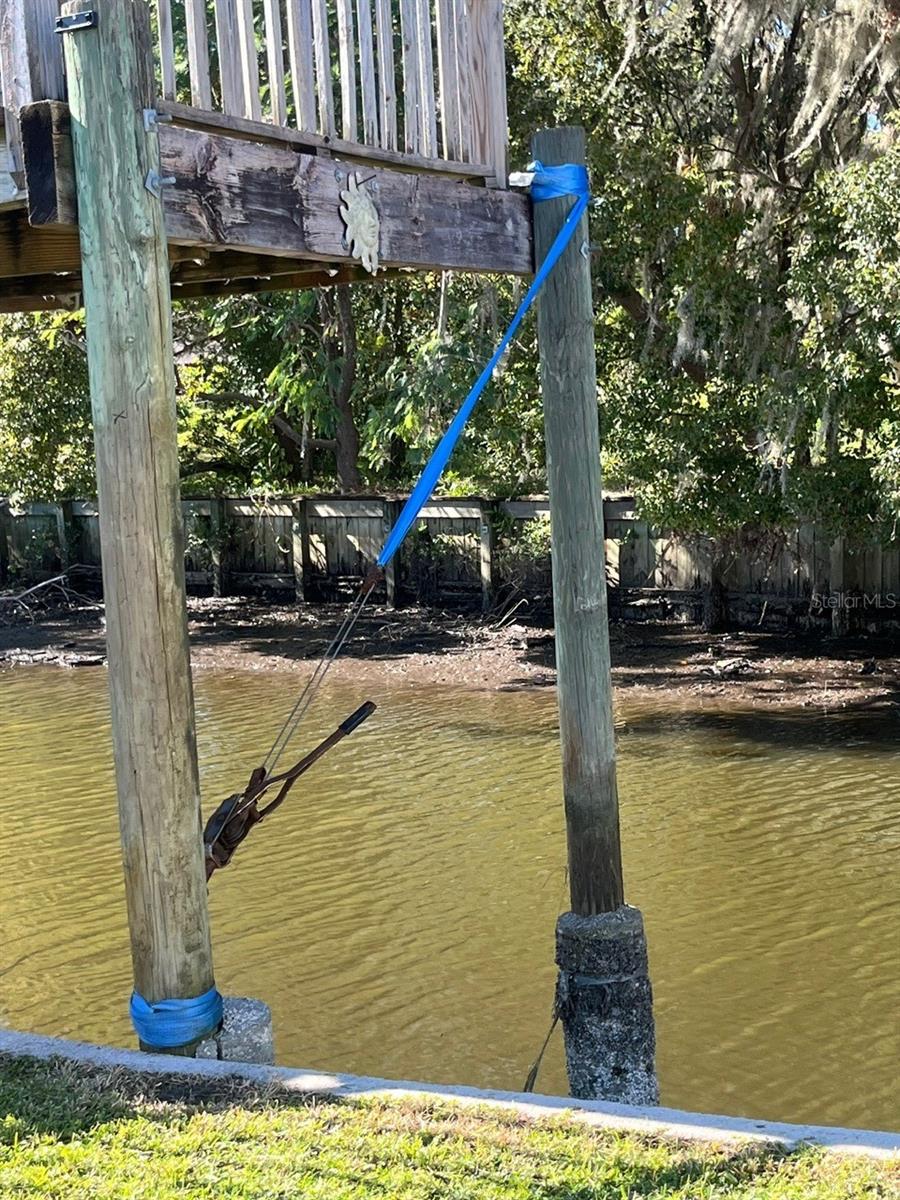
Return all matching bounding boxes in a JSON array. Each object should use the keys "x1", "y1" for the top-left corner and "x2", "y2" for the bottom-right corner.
[{"x1": 0, "y1": 0, "x2": 532, "y2": 312}]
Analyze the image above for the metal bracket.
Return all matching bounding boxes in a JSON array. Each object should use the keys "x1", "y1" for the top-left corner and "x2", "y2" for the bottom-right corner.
[
  {"x1": 55, "y1": 10, "x2": 98, "y2": 33},
  {"x1": 144, "y1": 170, "x2": 176, "y2": 199},
  {"x1": 143, "y1": 109, "x2": 174, "y2": 133}
]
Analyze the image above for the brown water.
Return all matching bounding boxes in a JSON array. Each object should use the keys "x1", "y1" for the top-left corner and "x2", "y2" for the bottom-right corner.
[{"x1": 1, "y1": 666, "x2": 898, "y2": 1131}]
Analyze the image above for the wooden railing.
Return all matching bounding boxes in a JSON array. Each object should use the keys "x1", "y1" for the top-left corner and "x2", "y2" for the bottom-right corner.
[{"x1": 0, "y1": 0, "x2": 509, "y2": 189}]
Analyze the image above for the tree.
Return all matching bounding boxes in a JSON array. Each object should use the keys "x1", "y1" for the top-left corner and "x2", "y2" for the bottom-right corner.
[
  {"x1": 0, "y1": 313, "x2": 93, "y2": 502},
  {"x1": 506, "y1": 1, "x2": 900, "y2": 622}
]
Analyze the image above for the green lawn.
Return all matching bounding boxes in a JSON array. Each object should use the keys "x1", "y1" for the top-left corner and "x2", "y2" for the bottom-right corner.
[{"x1": 0, "y1": 1054, "x2": 895, "y2": 1199}]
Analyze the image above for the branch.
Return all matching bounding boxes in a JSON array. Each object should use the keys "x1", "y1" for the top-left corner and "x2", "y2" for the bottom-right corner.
[
  {"x1": 598, "y1": 279, "x2": 708, "y2": 386},
  {"x1": 180, "y1": 457, "x2": 253, "y2": 482},
  {"x1": 0, "y1": 570, "x2": 101, "y2": 621},
  {"x1": 271, "y1": 413, "x2": 336, "y2": 452}
]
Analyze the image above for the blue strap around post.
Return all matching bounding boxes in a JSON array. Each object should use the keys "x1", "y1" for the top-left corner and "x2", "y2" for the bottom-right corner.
[
  {"x1": 130, "y1": 985, "x2": 223, "y2": 1049},
  {"x1": 376, "y1": 162, "x2": 591, "y2": 569}
]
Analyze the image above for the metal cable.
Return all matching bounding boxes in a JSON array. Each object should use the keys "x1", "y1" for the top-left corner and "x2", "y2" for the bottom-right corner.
[{"x1": 262, "y1": 580, "x2": 377, "y2": 774}]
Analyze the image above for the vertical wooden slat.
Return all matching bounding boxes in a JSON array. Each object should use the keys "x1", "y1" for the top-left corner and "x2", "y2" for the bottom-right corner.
[
  {"x1": 357, "y1": 0, "x2": 379, "y2": 145},
  {"x1": 214, "y1": 0, "x2": 245, "y2": 116},
  {"x1": 436, "y1": 0, "x2": 463, "y2": 159},
  {"x1": 291, "y1": 499, "x2": 309, "y2": 601},
  {"x1": 467, "y1": 0, "x2": 507, "y2": 183},
  {"x1": 286, "y1": 0, "x2": 317, "y2": 132},
  {"x1": 336, "y1": 0, "x2": 357, "y2": 140},
  {"x1": 415, "y1": 0, "x2": 437, "y2": 157},
  {"x1": 156, "y1": 0, "x2": 177, "y2": 100},
  {"x1": 236, "y1": 0, "x2": 262, "y2": 121},
  {"x1": 311, "y1": 0, "x2": 335, "y2": 135},
  {"x1": 262, "y1": 0, "x2": 287, "y2": 124},
  {"x1": 454, "y1": 0, "x2": 473, "y2": 160},
  {"x1": 479, "y1": 501, "x2": 493, "y2": 612},
  {"x1": 399, "y1": 0, "x2": 421, "y2": 152},
  {"x1": 184, "y1": 0, "x2": 213, "y2": 109},
  {"x1": 374, "y1": 0, "x2": 397, "y2": 149}
]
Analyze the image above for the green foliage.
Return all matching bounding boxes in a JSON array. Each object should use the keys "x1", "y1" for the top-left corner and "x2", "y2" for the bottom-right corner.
[
  {"x1": 0, "y1": 314, "x2": 93, "y2": 503},
  {"x1": 507, "y1": 0, "x2": 900, "y2": 542}
]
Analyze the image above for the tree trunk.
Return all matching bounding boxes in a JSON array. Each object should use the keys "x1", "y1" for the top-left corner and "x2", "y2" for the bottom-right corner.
[
  {"x1": 320, "y1": 285, "x2": 362, "y2": 492},
  {"x1": 702, "y1": 552, "x2": 730, "y2": 633}
]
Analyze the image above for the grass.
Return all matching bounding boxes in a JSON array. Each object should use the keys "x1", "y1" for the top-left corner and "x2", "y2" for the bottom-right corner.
[{"x1": 0, "y1": 1054, "x2": 896, "y2": 1199}]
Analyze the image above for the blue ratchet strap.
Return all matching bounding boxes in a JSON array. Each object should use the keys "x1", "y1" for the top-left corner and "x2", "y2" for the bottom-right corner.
[
  {"x1": 130, "y1": 985, "x2": 224, "y2": 1049},
  {"x1": 377, "y1": 162, "x2": 590, "y2": 568}
]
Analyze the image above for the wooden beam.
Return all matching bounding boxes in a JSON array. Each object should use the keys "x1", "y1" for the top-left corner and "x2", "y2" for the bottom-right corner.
[
  {"x1": 157, "y1": 125, "x2": 531, "y2": 272},
  {"x1": 533, "y1": 126, "x2": 623, "y2": 917},
  {"x1": 61, "y1": 0, "x2": 216, "y2": 1048},
  {"x1": 156, "y1": 101, "x2": 497, "y2": 182},
  {"x1": 0, "y1": 292, "x2": 79, "y2": 313},
  {"x1": 0, "y1": 0, "x2": 65, "y2": 180},
  {"x1": 20, "y1": 107, "x2": 532, "y2": 274},
  {"x1": 0, "y1": 269, "x2": 80, "y2": 298},
  {"x1": 0, "y1": 207, "x2": 212, "y2": 281},
  {"x1": 0, "y1": 210, "x2": 82, "y2": 275},
  {"x1": 171, "y1": 264, "x2": 403, "y2": 299},
  {"x1": 19, "y1": 101, "x2": 76, "y2": 226}
]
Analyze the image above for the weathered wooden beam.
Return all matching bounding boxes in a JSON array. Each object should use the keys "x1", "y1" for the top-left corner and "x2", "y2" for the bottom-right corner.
[
  {"x1": 158, "y1": 125, "x2": 531, "y2": 273},
  {"x1": 534, "y1": 125, "x2": 622, "y2": 917},
  {"x1": 155, "y1": 101, "x2": 497, "y2": 182},
  {"x1": 0, "y1": 269, "x2": 80, "y2": 298},
  {"x1": 0, "y1": 206, "x2": 210, "y2": 282},
  {"x1": 0, "y1": 210, "x2": 82, "y2": 275},
  {"x1": 0, "y1": 0, "x2": 65, "y2": 181},
  {"x1": 171, "y1": 264, "x2": 402, "y2": 300},
  {"x1": 0, "y1": 292, "x2": 79, "y2": 313},
  {"x1": 61, "y1": 0, "x2": 216, "y2": 1050},
  {"x1": 20, "y1": 108, "x2": 532, "y2": 274},
  {"x1": 19, "y1": 101, "x2": 76, "y2": 226}
]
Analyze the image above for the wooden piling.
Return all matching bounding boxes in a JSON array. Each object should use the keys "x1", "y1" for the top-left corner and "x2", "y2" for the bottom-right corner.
[
  {"x1": 532, "y1": 126, "x2": 624, "y2": 917},
  {"x1": 61, "y1": 0, "x2": 215, "y2": 1050}
]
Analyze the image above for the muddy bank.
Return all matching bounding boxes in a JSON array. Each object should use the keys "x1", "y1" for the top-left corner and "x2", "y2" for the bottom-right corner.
[{"x1": 2, "y1": 593, "x2": 900, "y2": 710}]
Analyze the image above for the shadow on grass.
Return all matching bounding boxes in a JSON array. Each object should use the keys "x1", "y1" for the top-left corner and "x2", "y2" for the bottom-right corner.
[{"x1": 2, "y1": 1052, "x2": 881, "y2": 1200}]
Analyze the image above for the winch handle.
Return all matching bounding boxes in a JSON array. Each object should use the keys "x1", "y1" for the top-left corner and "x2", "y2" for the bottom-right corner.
[{"x1": 340, "y1": 700, "x2": 377, "y2": 736}]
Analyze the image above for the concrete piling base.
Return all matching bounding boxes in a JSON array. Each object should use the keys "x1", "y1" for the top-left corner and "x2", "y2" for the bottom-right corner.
[
  {"x1": 556, "y1": 906, "x2": 658, "y2": 1105},
  {"x1": 196, "y1": 997, "x2": 275, "y2": 1065}
]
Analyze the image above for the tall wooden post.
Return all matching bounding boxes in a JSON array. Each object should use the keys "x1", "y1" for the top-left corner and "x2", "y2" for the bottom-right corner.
[
  {"x1": 533, "y1": 126, "x2": 657, "y2": 1104},
  {"x1": 61, "y1": 0, "x2": 216, "y2": 1052},
  {"x1": 533, "y1": 126, "x2": 622, "y2": 917}
]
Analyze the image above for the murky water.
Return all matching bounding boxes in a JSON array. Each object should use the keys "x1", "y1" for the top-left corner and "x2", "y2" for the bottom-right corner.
[{"x1": 1, "y1": 666, "x2": 897, "y2": 1131}]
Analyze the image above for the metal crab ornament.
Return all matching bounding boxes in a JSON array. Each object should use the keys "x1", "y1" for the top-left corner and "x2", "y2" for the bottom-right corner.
[{"x1": 339, "y1": 173, "x2": 381, "y2": 275}]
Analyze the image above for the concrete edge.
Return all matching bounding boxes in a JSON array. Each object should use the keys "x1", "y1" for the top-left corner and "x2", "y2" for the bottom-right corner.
[{"x1": 1, "y1": 1028, "x2": 897, "y2": 1160}]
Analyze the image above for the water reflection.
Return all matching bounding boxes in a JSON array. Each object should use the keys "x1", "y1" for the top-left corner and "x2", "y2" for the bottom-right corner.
[{"x1": 1, "y1": 666, "x2": 897, "y2": 1131}]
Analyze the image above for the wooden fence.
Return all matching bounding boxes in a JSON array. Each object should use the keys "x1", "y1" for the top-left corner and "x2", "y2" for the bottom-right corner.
[
  {"x1": 0, "y1": 0, "x2": 509, "y2": 191},
  {"x1": 2, "y1": 495, "x2": 899, "y2": 625}
]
